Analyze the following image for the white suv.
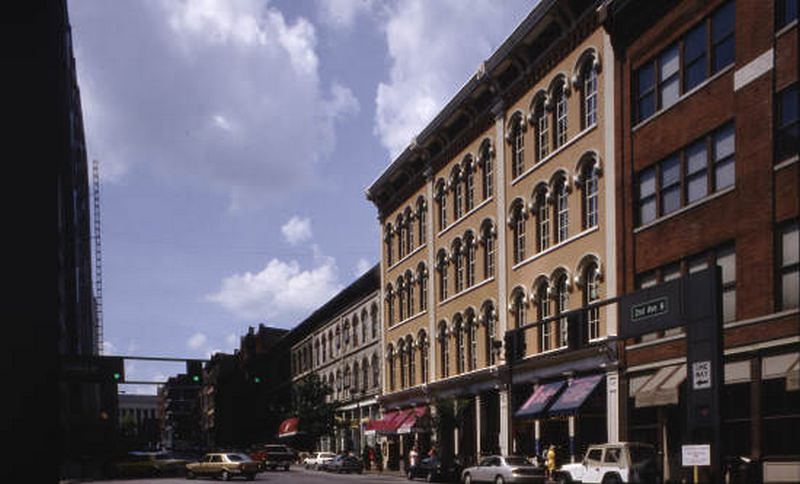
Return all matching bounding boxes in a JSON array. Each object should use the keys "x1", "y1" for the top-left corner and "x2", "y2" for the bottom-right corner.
[
  {"x1": 303, "y1": 452, "x2": 336, "y2": 470},
  {"x1": 556, "y1": 443, "x2": 657, "y2": 483}
]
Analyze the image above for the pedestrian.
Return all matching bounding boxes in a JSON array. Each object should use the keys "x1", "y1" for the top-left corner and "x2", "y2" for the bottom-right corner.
[
  {"x1": 368, "y1": 445, "x2": 375, "y2": 470},
  {"x1": 362, "y1": 445, "x2": 371, "y2": 471},
  {"x1": 409, "y1": 446, "x2": 419, "y2": 468},
  {"x1": 375, "y1": 443, "x2": 383, "y2": 472},
  {"x1": 546, "y1": 444, "x2": 556, "y2": 479}
]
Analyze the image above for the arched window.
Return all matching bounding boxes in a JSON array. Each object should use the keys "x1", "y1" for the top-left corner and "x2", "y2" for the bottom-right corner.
[
  {"x1": 454, "y1": 316, "x2": 465, "y2": 374},
  {"x1": 396, "y1": 214, "x2": 405, "y2": 259},
  {"x1": 418, "y1": 263, "x2": 428, "y2": 312},
  {"x1": 464, "y1": 157, "x2": 475, "y2": 212},
  {"x1": 417, "y1": 197, "x2": 427, "y2": 244},
  {"x1": 436, "y1": 180, "x2": 448, "y2": 231},
  {"x1": 352, "y1": 315, "x2": 359, "y2": 347},
  {"x1": 509, "y1": 114, "x2": 526, "y2": 178},
  {"x1": 405, "y1": 207, "x2": 414, "y2": 253},
  {"x1": 419, "y1": 330, "x2": 429, "y2": 384},
  {"x1": 361, "y1": 358, "x2": 369, "y2": 392},
  {"x1": 372, "y1": 353, "x2": 380, "y2": 388},
  {"x1": 336, "y1": 369, "x2": 342, "y2": 391},
  {"x1": 315, "y1": 340, "x2": 320, "y2": 367},
  {"x1": 576, "y1": 51, "x2": 599, "y2": 129},
  {"x1": 437, "y1": 250, "x2": 449, "y2": 301},
  {"x1": 407, "y1": 335, "x2": 415, "y2": 387},
  {"x1": 510, "y1": 200, "x2": 526, "y2": 264},
  {"x1": 554, "y1": 273, "x2": 570, "y2": 348},
  {"x1": 481, "y1": 220, "x2": 496, "y2": 279},
  {"x1": 536, "y1": 282, "x2": 551, "y2": 351},
  {"x1": 371, "y1": 304, "x2": 379, "y2": 338},
  {"x1": 480, "y1": 141, "x2": 494, "y2": 199},
  {"x1": 386, "y1": 285, "x2": 395, "y2": 326},
  {"x1": 328, "y1": 330, "x2": 334, "y2": 358},
  {"x1": 405, "y1": 271, "x2": 414, "y2": 317},
  {"x1": 353, "y1": 361, "x2": 360, "y2": 391},
  {"x1": 465, "y1": 233, "x2": 476, "y2": 288},
  {"x1": 385, "y1": 224, "x2": 393, "y2": 266},
  {"x1": 397, "y1": 277, "x2": 406, "y2": 321},
  {"x1": 398, "y1": 339, "x2": 407, "y2": 389},
  {"x1": 554, "y1": 176, "x2": 569, "y2": 244},
  {"x1": 321, "y1": 335, "x2": 327, "y2": 363},
  {"x1": 511, "y1": 287, "x2": 527, "y2": 329},
  {"x1": 344, "y1": 365, "x2": 351, "y2": 390},
  {"x1": 387, "y1": 345, "x2": 395, "y2": 391},
  {"x1": 361, "y1": 309, "x2": 368, "y2": 342},
  {"x1": 343, "y1": 319, "x2": 351, "y2": 347},
  {"x1": 578, "y1": 154, "x2": 600, "y2": 229},
  {"x1": 467, "y1": 312, "x2": 478, "y2": 371},
  {"x1": 453, "y1": 239, "x2": 464, "y2": 293},
  {"x1": 438, "y1": 321, "x2": 450, "y2": 378},
  {"x1": 532, "y1": 94, "x2": 549, "y2": 162},
  {"x1": 553, "y1": 79, "x2": 569, "y2": 148},
  {"x1": 336, "y1": 326, "x2": 342, "y2": 351},
  {"x1": 584, "y1": 262, "x2": 601, "y2": 340},
  {"x1": 482, "y1": 302, "x2": 497, "y2": 367},
  {"x1": 452, "y1": 166, "x2": 463, "y2": 220},
  {"x1": 534, "y1": 187, "x2": 550, "y2": 252}
]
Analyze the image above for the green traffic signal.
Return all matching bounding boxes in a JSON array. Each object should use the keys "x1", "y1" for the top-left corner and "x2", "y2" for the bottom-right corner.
[
  {"x1": 192, "y1": 375, "x2": 200, "y2": 383},
  {"x1": 113, "y1": 372, "x2": 121, "y2": 381},
  {"x1": 254, "y1": 376, "x2": 261, "y2": 383}
]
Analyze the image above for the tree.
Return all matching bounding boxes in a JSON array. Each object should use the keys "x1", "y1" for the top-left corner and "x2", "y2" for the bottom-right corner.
[{"x1": 292, "y1": 374, "x2": 336, "y2": 449}]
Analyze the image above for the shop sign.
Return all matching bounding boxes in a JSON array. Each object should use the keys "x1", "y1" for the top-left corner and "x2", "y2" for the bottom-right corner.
[{"x1": 682, "y1": 444, "x2": 711, "y2": 466}]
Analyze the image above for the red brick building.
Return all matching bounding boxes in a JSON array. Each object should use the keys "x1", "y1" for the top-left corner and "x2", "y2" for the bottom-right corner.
[{"x1": 606, "y1": 0, "x2": 798, "y2": 481}]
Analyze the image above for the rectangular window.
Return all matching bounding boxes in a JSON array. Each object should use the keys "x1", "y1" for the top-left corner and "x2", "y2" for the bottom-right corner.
[
  {"x1": 634, "y1": 1, "x2": 735, "y2": 123},
  {"x1": 636, "y1": 123, "x2": 734, "y2": 226},
  {"x1": 778, "y1": 220, "x2": 799, "y2": 310},
  {"x1": 776, "y1": 83, "x2": 799, "y2": 162},
  {"x1": 776, "y1": 0, "x2": 799, "y2": 29}
]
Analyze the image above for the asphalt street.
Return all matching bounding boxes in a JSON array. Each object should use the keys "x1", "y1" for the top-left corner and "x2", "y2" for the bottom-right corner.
[{"x1": 88, "y1": 466, "x2": 412, "y2": 483}]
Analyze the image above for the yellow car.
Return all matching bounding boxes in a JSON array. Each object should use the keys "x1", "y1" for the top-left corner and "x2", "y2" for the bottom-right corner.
[
  {"x1": 186, "y1": 452, "x2": 260, "y2": 481},
  {"x1": 110, "y1": 451, "x2": 189, "y2": 478}
]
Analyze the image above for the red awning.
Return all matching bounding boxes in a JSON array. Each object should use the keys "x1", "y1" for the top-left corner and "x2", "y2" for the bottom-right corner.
[
  {"x1": 397, "y1": 405, "x2": 429, "y2": 434},
  {"x1": 364, "y1": 409, "x2": 412, "y2": 435},
  {"x1": 278, "y1": 417, "x2": 299, "y2": 438}
]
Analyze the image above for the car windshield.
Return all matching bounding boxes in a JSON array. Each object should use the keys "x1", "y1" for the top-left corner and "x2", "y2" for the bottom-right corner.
[
  {"x1": 504, "y1": 457, "x2": 530, "y2": 466},
  {"x1": 228, "y1": 454, "x2": 251, "y2": 462},
  {"x1": 629, "y1": 446, "x2": 655, "y2": 464}
]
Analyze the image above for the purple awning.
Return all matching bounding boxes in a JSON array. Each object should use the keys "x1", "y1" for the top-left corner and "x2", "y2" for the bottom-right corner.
[
  {"x1": 515, "y1": 380, "x2": 566, "y2": 418},
  {"x1": 548, "y1": 374, "x2": 604, "y2": 415}
]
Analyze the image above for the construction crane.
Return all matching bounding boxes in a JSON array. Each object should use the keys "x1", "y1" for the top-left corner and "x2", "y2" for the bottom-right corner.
[{"x1": 92, "y1": 159, "x2": 104, "y2": 355}]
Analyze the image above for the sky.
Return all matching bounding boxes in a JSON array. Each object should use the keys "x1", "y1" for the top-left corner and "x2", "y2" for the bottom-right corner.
[{"x1": 70, "y1": 0, "x2": 535, "y2": 394}]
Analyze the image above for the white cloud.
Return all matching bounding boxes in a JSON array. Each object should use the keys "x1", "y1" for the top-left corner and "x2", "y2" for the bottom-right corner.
[
  {"x1": 281, "y1": 216, "x2": 313, "y2": 245},
  {"x1": 102, "y1": 340, "x2": 118, "y2": 355},
  {"x1": 316, "y1": 0, "x2": 374, "y2": 30},
  {"x1": 71, "y1": 0, "x2": 357, "y2": 208},
  {"x1": 187, "y1": 332, "x2": 208, "y2": 350},
  {"x1": 354, "y1": 257, "x2": 372, "y2": 276},
  {"x1": 374, "y1": 0, "x2": 532, "y2": 157},
  {"x1": 226, "y1": 333, "x2": 238, "y2": 348},
  {"x1": 208, "y1": 253, "x2": 342, "y2": 322}
]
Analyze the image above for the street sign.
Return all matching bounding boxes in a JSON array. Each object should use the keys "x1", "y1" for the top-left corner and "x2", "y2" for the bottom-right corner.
[
  {"x1": 630, "y1": 297, "x2": 668, "y2": 322},
  {"x1": 692, "y1": 361, "x2": 712, "y2": 390},
  {"x1": 682, "y1": 444, "x2": 711, "y2": 466}
]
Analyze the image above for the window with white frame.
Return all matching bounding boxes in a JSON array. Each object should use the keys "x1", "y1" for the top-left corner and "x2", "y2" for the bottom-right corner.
[
  {"x1": 585, "y1": 264, "x2": 601, "y2": 340},
  {"x1": 537, "y1": 283, "x2": 551, "y2": 351},
  {"x1": 453, "y1": 167, "x2": 463, "y2": 220},
  {"x1": 582, "y1": 61, "x2": 598, "y2": 129},
  {"x1": 439, "y1": 322, "x2": 449, "y2": 378},
  {"x1": 481, "y1": 142, "x2": 494, "y2": 199},
  {"x1": 418, "y1": 263, "x2": 428, "y2": 311},
  {"x1": 536, "y1": 190, "x2": 550, "y2": 252},
  {"x1": 511, "y1": 116, "x2": 526, "y2": 178},
  {"x1": 453, "y1": 240, "x2": 464, "y2": 293},
  {"x1": 583, "y1": 164, "x2": 599, "y2": 229},
  {"x1": 419, "y1": 331, "x2": 429, "y2": 384},
  {"x1": 511, "y1": 202, "x2": 526, "y2": 263},
  {"x1": 465, "y1": 160, "x2": 475, "y2": 212},
  {"x1": 417, "y1": 198, "x2": 427, "y2": 244},
  {"x1": 778, "y1": 220, "x2": 799, "y2": 310},
  {"x1": 484, "y1": 303, "x2": 496, "y2": 366},
  {"x1": 555, "y1": 275, "x2": 569, "y2": 348},
  {"x1": 468, "y1": 317, "x2": 478, "y2": 371},
  {"x1": 554, "y1": 81, "x2": 568, "y2": 148},
  {"x1": 512, "y1": 289, "x2": 527, "y2": 329},
  {"x1": 455, "y1": 317, "x2": 465, "y2": 374},
  {"x1": 533, "y1": 98, "x2": 549, "y2": 162},
  {"x1": 407, "y1": 336, "x2": 416, "y2": 386},
  {"x1": 555, "y1": 178, "x2": 569, "y2": 243},
  {"x1": 438, "y1": 251, "x2": 449, "y2": 301},
  {"x1": 483, "y1": 223, "x2": 496, "y2": 279},
  {"x1": 437, "y1": 182, "x2": 447, "y2": 231},
  {"x1": 466, "y1": 235, "x2": 476, "y2": 287}
]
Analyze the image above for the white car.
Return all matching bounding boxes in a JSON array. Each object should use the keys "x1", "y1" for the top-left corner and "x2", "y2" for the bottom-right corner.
[
  {"x1": 303, "y1": 452, "x2": 336, "y2": 470},
  {"x1": 460, "y1": 455, "x2": 543, "y2": 483},
  {"x1": 556, "y1": 443, "x2": 657, "y2": 483}
]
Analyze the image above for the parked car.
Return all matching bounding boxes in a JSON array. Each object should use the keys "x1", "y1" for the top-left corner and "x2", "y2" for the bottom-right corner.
[
  {"x1": 460, "y1": 455, "x2": 544, "y2": 484},
  {"x1": 249, "y1": 444, "x2": 295, "y2": 471},
  {"x1": 186, "y1": 452, "x2": 260, "y2": 481},
  {"x1": 555, "y1": 443, "x2": 657, "y2": 483},
  {"x1": 325, "y1": 454, "x2": 363, "y2": 474},
  {"x1": 408, "y1": 456, "x2": 463, "y2": 482},
  {"x1": 304, "y1": 451, "x2": 337, "y2": 469},
  {"x1": 108, "y1": 451, "x2": 189, "y2": 478}
]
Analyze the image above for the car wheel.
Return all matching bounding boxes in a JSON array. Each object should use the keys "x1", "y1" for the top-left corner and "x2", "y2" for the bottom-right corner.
[
  {"x1": 186, "y1": 470, "x2": 196, "y2": 480},
  {"x1": 602, "y1": 473, "x2": 622, "y2": 484},
  {"x1": 426, "y1": 471, "x2": 435, "y2": 482},
  {"x1": 463, "y1": 473, "x2": 472, "y2": 484},
  {"x1": 221, "y1": 469, "x2": 231, "y2": 481},
  {"x1": 495, "y1": 476, "x2": 505, "y2": 484},
  {"x1": 553, "y1": 473, "x2": 571, "y2": 484}
]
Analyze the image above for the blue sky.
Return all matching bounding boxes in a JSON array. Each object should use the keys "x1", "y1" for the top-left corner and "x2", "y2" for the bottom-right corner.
[{"x1": 70, "y1": 0, "x2": 534, "y2": 393}]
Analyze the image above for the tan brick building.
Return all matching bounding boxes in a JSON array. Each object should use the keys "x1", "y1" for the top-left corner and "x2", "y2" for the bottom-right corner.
[{"x1": 367, "y1": 0, "x2": 621, "y2": 470}]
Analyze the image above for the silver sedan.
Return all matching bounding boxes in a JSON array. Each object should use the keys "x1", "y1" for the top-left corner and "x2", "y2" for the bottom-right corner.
[{"x1": 461, "y1": 456, "x2": 544, "y2": 484}]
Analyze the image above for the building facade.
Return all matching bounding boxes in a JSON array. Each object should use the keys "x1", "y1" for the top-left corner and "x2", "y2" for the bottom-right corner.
[
  {"x1": 367, "y1": 0, "x2": 620, "y2": 471},
  {"x1": 606, "y1": 0, "x2": 799, "y2": 482},
  {"x1": 290, "y1": 265, "x2": 382, "y2": 453},
  {"x1": 118, "y1": 394, "x2": 160, "y2": 450}
]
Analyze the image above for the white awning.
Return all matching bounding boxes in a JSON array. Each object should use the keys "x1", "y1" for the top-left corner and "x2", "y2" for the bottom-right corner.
[{"x1": 632, "y1": 364, "x2": 686, "y2": 408}]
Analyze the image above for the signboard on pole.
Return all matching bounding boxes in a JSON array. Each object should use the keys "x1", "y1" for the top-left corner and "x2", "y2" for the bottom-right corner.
[{"x1": 682, "y1": 444, "x2": 711, "y2": 466}]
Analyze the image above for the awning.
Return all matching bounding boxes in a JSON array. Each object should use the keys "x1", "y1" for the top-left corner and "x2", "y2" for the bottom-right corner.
[
  {"x1": 632, "y1": 364, "x2": 686, "y2": 408},
  {"x1": 364, "y1": 409, "x2": 411, "y2": 435},
  {"x1": 398, "y1": 406, "x2": 429, "y2": 434},
  {"x1": 278, "y1": 416, "x2": 299, "y2": 438},
  {"x1": 515, "y1": 380, "x2": 566, "y2": 418},
  {"x1": 548, "y1": 374, "x2": 604, "y2": 415},
  {"x1": 763, "y1": 352, "x2": 800, "y2": 391}
]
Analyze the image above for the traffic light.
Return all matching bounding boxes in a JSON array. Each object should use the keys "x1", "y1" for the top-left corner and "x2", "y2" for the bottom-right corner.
[
  {"x1": 187, "y1": 360, "x2": 202, "y2": 384},
  {"x1": 99, "y1": 356, "x2": 125, "y2": 383},
  {"x1": 253, "y1": 376, "x2": 262, "y2": 384},
  {"x1": 504, "y1": 329, "x2": 525, "y2": 363}
]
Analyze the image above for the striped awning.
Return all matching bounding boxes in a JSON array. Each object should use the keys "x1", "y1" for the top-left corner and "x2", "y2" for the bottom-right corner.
[{"x1": 631, "y1": 365, "x2": 686, "y2": 408}]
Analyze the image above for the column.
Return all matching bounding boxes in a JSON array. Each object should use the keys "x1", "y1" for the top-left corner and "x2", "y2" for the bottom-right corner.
[
  {"x1": 475, "y1": 393, "x2": 482, "y2": 459},
  {"x1": 568, "y1": 415, "x2": 576, "y2": 463},
  {"x1": 454, "y1": 399, "x2": 460, "y2": 455},
  {"x1": 534, "y1": 419, "x2": 541, "y2": 458},
  {"x1": 425, "y1": 165, "x2": 437, "y2": 384},
  {"x1": 499, "y1": 388, "x2": 510, "y2": 455},
  {"x1": 606, "y1": 370, "x2": 620, "y2": 443}
]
